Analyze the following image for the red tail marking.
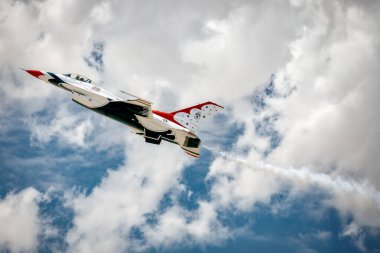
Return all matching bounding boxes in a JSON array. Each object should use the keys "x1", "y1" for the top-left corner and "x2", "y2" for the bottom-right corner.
[
  {"x1": 170, "y1": 101, "x2": 224, "y2": 114},
  {"x1": 153, "y1": 110, "x2": 185, "y2": 128}
]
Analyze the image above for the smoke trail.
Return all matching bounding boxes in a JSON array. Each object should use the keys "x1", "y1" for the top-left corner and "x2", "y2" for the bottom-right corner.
[{"x1": 203, "y1": 145, "x2": 380, "y2": 220}]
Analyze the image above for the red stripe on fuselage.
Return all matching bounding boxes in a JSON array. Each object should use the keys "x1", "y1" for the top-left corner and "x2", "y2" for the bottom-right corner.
[{"x1": 152, "y1": 110, "x2": 185, "y2": 128}]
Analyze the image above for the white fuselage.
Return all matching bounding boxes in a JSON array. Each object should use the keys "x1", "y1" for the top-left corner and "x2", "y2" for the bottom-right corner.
[
  {"x1": 25, "y1": 69, "x2": 203, "y2": 157},
  {"x1": 40, "y1": 71, "x2": 190, "y2": 133}
]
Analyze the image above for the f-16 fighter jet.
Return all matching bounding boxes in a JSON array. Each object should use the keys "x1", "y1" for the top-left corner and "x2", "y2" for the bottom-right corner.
[{"x1": 23, "y1": 69, "x2": 223, "y2": 157}]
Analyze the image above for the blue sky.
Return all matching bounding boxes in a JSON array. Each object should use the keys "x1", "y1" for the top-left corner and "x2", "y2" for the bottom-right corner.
[{"x1": 1, "y1": 0, "x2": 380, "y2": 252}]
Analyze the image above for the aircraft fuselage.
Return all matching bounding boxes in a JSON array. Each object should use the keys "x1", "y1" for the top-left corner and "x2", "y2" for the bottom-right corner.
[{"x1": 24, "y1": 70, "x2": 223, "y2": 157}]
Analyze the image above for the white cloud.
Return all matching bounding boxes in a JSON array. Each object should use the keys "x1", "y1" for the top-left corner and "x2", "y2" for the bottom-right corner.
[
  {"x1": 143, "y1": 201, "x2": 229, "y2": 248},
  {"x1": 266, "y1": 1, "x2": 380, "y2": 185},
  {"x1": 300, "y1": 229, "x2": 332, "y2": 242},
  {"x1": 202, "y1": 0, "x2": 380, "y2": 232},
  {"x1": 208, "y1": 155, "x2": 380, "y2": 227},
  {"x1": 178, "y1": 1, "x2": 301, "y2": 105},
  {"x1": 0, "y1": 188, "x2": 41, "y2": 253},
  {"x1": 28, "y1": 105, "x2": 94, "y2": 147},
  {"x1": 257, "y1": 0, "x2": 380, "y2": 230},
  {"x1": 65, "y1": 136, "x2": 190, "y2": 252},
  {"x1": 340, "y1": 223, "x2": 367, "y2": 251},
  {"x1": 1, "y1": 0, "x2": 380, "y2": 252},
  {"x1": 208, "y1": 158, "x2": 282, "y2": 211},
  {"x1": 90, "y1": 2, "x2": 112, "y2": 26}
]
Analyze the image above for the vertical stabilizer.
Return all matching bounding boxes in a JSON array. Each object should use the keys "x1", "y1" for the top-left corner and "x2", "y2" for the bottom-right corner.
[{"x1": 170, "y1": 102, "x2": 223, "y2": 133}]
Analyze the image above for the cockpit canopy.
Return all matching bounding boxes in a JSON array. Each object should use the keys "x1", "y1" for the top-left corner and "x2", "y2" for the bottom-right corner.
[{"x1": 64, "y1": 73, "x2": 93, "y2": 84}]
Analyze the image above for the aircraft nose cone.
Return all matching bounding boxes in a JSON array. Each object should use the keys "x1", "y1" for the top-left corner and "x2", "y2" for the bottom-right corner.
[{"x1": 23, "y1": 69, "x2": 43, "y2": 78}]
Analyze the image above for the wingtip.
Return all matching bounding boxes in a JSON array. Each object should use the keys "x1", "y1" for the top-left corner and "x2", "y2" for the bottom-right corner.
[{"x1": 208, "y1": 101, "x2": 224, "y2": 109}]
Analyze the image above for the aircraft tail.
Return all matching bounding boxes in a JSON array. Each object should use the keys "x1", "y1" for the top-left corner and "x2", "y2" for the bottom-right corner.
[{"x1": 170, "y1": 101, "x2": 224, "y2": 133}]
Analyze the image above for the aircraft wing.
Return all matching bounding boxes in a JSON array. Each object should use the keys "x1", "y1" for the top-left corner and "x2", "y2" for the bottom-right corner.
[
  {"x1": 122, "y1": 98, "x2": 152, "y2": 117},
  {"x1": 118, "y1": 90, "x2": 153, "y2": 117},
  {"x1": 71, "y1": 87, "x2": 153, "y2": 118},
  {"x1": 119, "y1": 91, "x2": 172, "y2": 133},
  {"x1": 71, "y1": 87, "x2": 110, "y2": 109}
]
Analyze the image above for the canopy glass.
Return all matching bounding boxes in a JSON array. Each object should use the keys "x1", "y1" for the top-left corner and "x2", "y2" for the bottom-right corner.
[{"x1": 64, "y1": 73, "x2": 93, "y2": 83}]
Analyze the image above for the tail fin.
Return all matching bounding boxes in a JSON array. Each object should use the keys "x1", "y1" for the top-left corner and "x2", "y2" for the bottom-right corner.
[{"x1": 170, "y1": 101, "x2": 224, "y2": 133}]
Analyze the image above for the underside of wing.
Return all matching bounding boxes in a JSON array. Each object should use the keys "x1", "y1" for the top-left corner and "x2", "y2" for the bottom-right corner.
[
  {"x1": 123, "y1": 99, "x2": 152, "y2": 117},
  {"x1": 72, "y1": 92, "x2": 109, "y2": 108}
]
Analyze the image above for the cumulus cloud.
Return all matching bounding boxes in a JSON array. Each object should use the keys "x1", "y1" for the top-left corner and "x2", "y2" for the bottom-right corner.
[
  {"x1": 202, "y1": 0, "x2": 380, "y2": 249},
  {"x1": 29, "y1": 105, "x2": 93, "y2": 147},
  {"x1": 208, "y1": 0, "x2": 380, "y2": 225},
  {"x1": 143, "y1": 201, "x2": 229, "y2": 248},
  {"x1": 208, "y1": 153, "x2": 380, "y2": 227},
  {"x1": 1, "y1": 0, "x2": 380, "y2": 252},
  {"x1": 266, "y1": 0, "x2": 380, "y2": 186},
  {"x1": 65, "y1": 137, "x2": 190, "y2": 252},
  {"x1": 0, "y1": 188, "x2": 41, "y2": 253}
]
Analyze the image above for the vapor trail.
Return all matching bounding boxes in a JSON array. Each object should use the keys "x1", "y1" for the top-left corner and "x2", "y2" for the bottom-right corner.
[{"x1": 203, "y1": 145, "x2": 380, "y2": 209}]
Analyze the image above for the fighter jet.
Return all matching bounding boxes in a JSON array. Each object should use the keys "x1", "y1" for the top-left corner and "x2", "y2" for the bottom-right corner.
[{"x1": 23, "y1": 69, "x2": 223, "y2": 157}]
